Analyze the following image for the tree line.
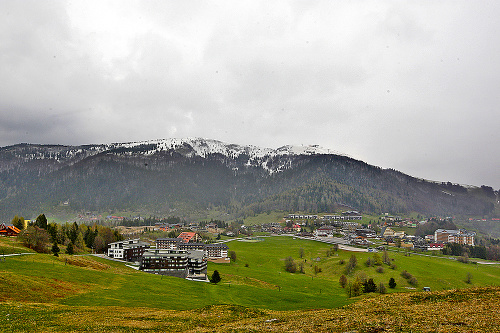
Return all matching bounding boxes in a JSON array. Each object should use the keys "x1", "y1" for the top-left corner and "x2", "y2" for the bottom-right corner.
[{"x1": 14, "y1": 214, "x2": 123, "y2": 255}]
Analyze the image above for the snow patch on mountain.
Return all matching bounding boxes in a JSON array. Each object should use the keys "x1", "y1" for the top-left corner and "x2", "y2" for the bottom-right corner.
[{"x1": 118, "y1": 138, "x2": 342, "y2": 160}]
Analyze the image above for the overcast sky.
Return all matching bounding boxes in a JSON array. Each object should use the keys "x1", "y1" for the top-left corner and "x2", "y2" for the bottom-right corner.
[{"x1": 0, "y1": 1, "x2": 498, "y2": 189}]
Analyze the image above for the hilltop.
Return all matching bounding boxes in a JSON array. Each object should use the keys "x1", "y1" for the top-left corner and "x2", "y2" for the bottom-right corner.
[{"x1": 0, "y1": 138, "x2": 498, "y2": 221}]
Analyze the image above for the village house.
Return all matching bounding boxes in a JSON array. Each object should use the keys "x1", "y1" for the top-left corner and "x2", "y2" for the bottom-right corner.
[
  {"x1": 428, "y1": 243, "x2": 445, "y2": 251},
  {"x1": 381, "y1": 227, "x2": 395, "y2": 237},
  {"x1": 314, "y1": 225, "x2": 335, "y2": 237},
  {"x1": 0, "y1": 223, "x2": 21, "y2": 237},
  {"x1": 177, "y1": 232, "x2": 202, "y2": 243}
]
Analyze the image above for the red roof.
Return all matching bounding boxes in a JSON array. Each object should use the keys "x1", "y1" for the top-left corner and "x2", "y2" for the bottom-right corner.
[
  {"x1": 178, "y1": 232, "x2": 196, "y2": 243},
  {"x1": 0, "y1": 224, "x2": 20, "y2": 236}
]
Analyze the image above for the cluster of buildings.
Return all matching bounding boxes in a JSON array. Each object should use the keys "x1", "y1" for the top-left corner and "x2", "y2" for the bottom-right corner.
[
  {"x1": 287, "y1": 211, "x2": 362, "y2": 221},
  {"x1": 380, "y1": 226, "x2": 476, "y2": 251},
  {"x1": 107, "y1": 231, "x2": 229, "y2": 280}
]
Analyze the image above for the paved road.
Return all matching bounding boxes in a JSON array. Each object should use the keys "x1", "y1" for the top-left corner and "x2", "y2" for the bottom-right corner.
[{"x1": 1, "y1": 252, "x2": 36, "y2": 257}]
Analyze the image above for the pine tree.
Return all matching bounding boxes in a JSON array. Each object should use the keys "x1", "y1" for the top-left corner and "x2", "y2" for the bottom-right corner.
[
  {"x1": 51, "y1": 242, "x2": 60, "y2": 257},
  {"x1": 389, "y1": 277, "x2": 397, "y2": 288},
  {"x1": 210, "y1": 270, "x2": 221, "y2": 284},
  {"x1": 35, "y1": 214, "x2": 48, "y2": 230},
  {"x1": 66, "y1": 242, "x2": 74, "y2": 255}
]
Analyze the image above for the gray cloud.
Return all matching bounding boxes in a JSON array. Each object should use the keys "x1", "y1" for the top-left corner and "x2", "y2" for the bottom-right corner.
[{"x1": 0, "y1": 0, "x2": 498, "y2": 189}]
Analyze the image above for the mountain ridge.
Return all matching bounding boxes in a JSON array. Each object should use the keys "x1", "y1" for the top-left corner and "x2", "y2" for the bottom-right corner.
[{"x1": 0, "y1": 138, "x2": 497, "y2": 220}]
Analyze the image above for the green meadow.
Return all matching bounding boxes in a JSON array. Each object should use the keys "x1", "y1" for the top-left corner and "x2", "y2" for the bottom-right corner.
[{"x1": 2, "y1": 236, "x2": 500, "y2": 332}]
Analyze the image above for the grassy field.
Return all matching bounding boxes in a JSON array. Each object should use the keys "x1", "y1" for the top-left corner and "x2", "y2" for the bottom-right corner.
[
  {"x1": 2, "y1": 287, "x2": 500, "y2": 332},
  {"x1": 2, "y1": 235, "x2": 500, "y2": 331}
]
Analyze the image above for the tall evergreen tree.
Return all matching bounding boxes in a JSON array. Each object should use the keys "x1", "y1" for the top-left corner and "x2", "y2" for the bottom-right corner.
[
  {"x1": 51, "y1": 242, "x2": 60, "y2": 257},
  {"x1": 210, "y1": 270, "x2": 221, "y2": 284},
  {"x1": 35, "y1": 214, "x2": 48, "y2": 229}
]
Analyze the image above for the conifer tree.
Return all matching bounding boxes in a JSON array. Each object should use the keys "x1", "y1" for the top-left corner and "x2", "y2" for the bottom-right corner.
[{"x1": 210, "y1": 270, "x2": 221, "y2": 284}]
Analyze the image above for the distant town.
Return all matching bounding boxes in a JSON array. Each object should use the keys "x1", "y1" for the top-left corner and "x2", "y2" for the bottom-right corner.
[{"x1": 55, "y1": 210, "x2": 481, "y2": 281}]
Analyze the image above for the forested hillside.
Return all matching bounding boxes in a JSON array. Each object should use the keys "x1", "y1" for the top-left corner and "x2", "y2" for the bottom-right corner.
[{"x1": 0, "y1": 139, "x2": 497, "y2": 220}]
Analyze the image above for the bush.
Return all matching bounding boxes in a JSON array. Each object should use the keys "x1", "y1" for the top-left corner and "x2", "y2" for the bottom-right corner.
[
  {"x1": 345, "y1": 254, "x2": 357, "y2": 275},
  {"x1": 457, "y1": 255, "x2": 470, "y2": 264},
  {"x1": 408, "y1": 276, "x2": 418, "y2": 286},
  {"x1": 364, "y1": 257, "x2": 374, "y2": 267},
  {"x1": 378, "y1": 283, "x2": 387, "y2": 294},
  {"x1": 363, "y1": 278, "x2": 377, "y2": 293},
  {"x1": 373, "y1": 253, "x2": 383, "y2": 266},
  {"x1": 401, "y1": 270, "x2": 412, "y2": 279},
  {"x1": 339, "y1": 259, "x2": 345, "y2": 265},
  {"x1": 339, "y1": 274, "x2": 348, "y2": 288},
  {"x1": 18, "y1": 226, "x2": 50, "y2": 253},
  {"x1": 346, "y1": 280, "x2": 363, "y2": 298},
  {"x1": 376, "y1": 266, "x2": 384, "y2": 274},
  {"x1": 465, "y1": 272, "x2": 473, "y2": 284},
  {"x1": 284, "y1": 256, "x2": 297, "y2": 273},
  {"x1": 390, "y1": 263, "x2": 397, "y2": 270}
]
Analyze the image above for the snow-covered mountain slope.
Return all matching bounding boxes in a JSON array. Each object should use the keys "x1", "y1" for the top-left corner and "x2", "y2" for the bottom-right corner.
[
  {"x1": 118, "y1": 138, "x2": 342, "y2": 159},
  {"x1": 0, "y1": 138, "x2": 345, "y2": 174}
]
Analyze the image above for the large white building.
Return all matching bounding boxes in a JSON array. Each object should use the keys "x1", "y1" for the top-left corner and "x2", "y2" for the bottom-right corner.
[
  {"x1": 434, "y1": 229, "x2": 476, "y2": 246},
  {"x1": 107, "y1": 239, "x2": 150, "y2": 261}
]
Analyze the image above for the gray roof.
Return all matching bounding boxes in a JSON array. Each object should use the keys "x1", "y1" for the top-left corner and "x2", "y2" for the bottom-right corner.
[{"x1": 206, "y1": 243, "x2": 229, "y2": 249}]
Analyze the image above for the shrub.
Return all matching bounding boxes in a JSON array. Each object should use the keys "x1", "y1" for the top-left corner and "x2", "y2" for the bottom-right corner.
[
  {"x1": 339, "y1": 274, "x2": 348, "y2": 288},
  {"x1": 389, "y1": 277, "x2": 397, "y2": 288},
  {"x1": 339, "y1": 259, "x2": 345, "y2": 265},
  {"x1": 465, "y1": 272, "x2": 473, "y2": 284},
  {"x1": 401, "y1": 270, "x2": 412, "y2": 279},
  {"x1": 365, "y1": 257, "x2": 374, "y2": 267},
  {"x1": 390, "y1": 263, "x2": 397, "y2": 270},
  {"x1": 408, "y1": 276, "x2": 418, "y2": 286},
  {"x1": 363, "y1": 278, "x2": 377, "y2": 293},
  {"x1": 345, "y1": 254, "x2": 357, "y2": 275},
  {"x1": 356, "y1": 271, "x2": 368, "y2": 284},
  {"x1": 347, "y1": 280, "x2": 363, "y2": 298},
  {"x1": 457, "y1": 255, "x2": 470, "y2": 264},
  {"x1": 18, "y1": 226, "x2": 50, "y2": 253},
  {"x1": 378, "y1": 282, "x2": 387, "y2": 294},
  {"x1": 373, "y1": 253, "x2": 383, "y2": 266},
  {"x1": 284, "y1": 256, "x2": 297, "y2": 273},
  {"x1": 376, "y1": 266, "x2": 384, "y2": 274}
]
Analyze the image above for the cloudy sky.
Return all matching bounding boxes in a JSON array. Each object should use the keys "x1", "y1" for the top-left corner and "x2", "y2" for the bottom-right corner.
[{"x1": 1, "y1": 1, "x2": 499, "y2": 189}]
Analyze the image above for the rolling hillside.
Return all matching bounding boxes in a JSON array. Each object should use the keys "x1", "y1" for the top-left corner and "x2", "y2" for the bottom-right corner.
[{"x1": 2, "y1": 236, "x2": 500, "y2": 332}]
